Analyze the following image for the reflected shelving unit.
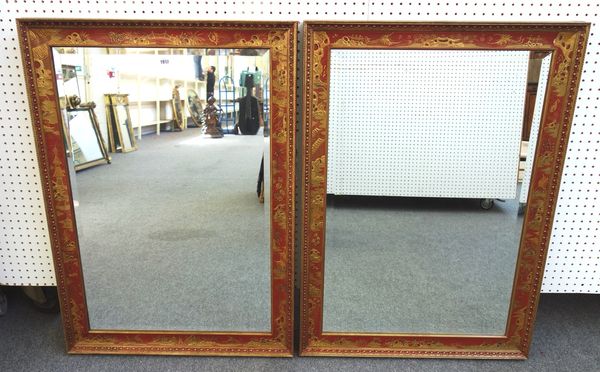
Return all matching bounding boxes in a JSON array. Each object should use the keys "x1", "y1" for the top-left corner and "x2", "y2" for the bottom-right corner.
[{"x1": 118, "y1": 48, "x2": 201, "y2": 139}]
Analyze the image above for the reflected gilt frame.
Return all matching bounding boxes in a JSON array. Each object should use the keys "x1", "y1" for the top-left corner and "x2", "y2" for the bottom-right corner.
[
  {"x1": 300, "y1": 21, "x2": 589, "y2": 359},
  {"x1": 66, "y1": 106, "x2": 110, "y2": 171},
  {"x1": 18, "y1": 19, "x2": 297, "y2": 356},
  {"x1": 105, "y1": 93, "x2": 137, "y2": 153}
]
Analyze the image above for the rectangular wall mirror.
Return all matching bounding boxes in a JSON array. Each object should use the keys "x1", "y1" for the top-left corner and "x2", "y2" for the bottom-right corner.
[
  {"x1": 18, "y1": 19, "x2": 297, "y2": 356},
  {"x1": 104, "y1": 94, "x2": 137, "y2": 153},
  {"x1": 301, "y1": 22, "x2": 589, "y2": 358},
  {"x1": 66, "y1": 106, "x2": 110, "y2": 171}
]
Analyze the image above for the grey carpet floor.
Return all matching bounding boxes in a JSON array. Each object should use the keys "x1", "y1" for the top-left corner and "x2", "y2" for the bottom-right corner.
[
  {"x1": 1, "y1": 287, "x2": 599, "y2": 371},
  {"x1": 73, "y1": 128, "x2": 270, "y2": 331},
  {"x1": 324, "y1": 194, "x2": 523, "y2": 335}
]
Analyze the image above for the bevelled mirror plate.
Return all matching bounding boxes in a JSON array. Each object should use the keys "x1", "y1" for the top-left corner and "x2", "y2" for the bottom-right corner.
[
  {"x1": 300, "y1": 21, "x2": 589, "y2": 359},
  {"x1": 18, "y1": 19, "x2": 297, "y2": 356}
]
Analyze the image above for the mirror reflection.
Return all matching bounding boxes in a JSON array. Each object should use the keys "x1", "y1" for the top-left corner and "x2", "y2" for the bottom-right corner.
[
  {"x1": 323, "y1": 50, "x2": 551, "y2": 335},
  {"x1": 116, "y1": 105, "x2": 134, "y2": 150},
  {"x1": 53, "y1": 47, "x2": 271, "y2": 331},
  {"x1": 104, "y1": 93, "x2": 137, "y2": 153},
  {"x1": 67, "y1": 107, "x2": 108, "y2": 169}
]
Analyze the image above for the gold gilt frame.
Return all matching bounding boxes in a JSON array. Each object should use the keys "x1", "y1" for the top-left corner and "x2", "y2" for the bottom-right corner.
[
  {"x1": 105, "y1": 94, "x2": 137, "y2": 152},
  {"x1": 171, "y1": 98, "x2": 185, "y2": 131},
  {"x1": 18, "y1": 19, "x2": 297, "y2": 356},
  {"x1": 67, "y1": 106, "x2": 110, "y2": 171},
  {"x1": 300, "y1": 21, "x2": 589, "y2": 359}
]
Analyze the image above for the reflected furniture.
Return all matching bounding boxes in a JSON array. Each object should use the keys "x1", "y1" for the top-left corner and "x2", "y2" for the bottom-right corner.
[
  {"x1": 171, "y1": 85, "x2": 184, "y2": 131},
  {"x1": 66, "y1": 104, "x2": 110, "y2": 171},
  {"x1": 187, "y1": 89, "x2": 205, "y2": 129},
  {"x1": 105, "y1": 94, "x2": 137, "y2": 153}
]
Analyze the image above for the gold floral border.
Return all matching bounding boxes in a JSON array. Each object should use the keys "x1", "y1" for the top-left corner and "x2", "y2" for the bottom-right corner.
[
  {"x1": 300, "y1": 21, "x2": 589, "y2": 359},
  {"x1": 17, "y1": 19, "x2": 297, "y2": 356}
]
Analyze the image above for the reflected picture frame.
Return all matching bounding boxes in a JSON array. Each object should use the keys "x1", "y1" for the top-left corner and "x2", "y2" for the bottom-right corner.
[
  {"x1": 300, "y1": 21, "x2": 589, "y2": 359},
  {"x1": 17, "y1": 18, "x2": 297, "y2": 356},
  {"x1": 171, "y1": 95, "x2": 185, "y2": 131},
  {"x1": 66, "y1": 106, "x2": 110, "y2": 171},
  {"x1": 105, "y1": 94, "x2": 137, "y2": 152},
  {"x1": 187, "y1": 89, "x2": 205, "y2": 128}
]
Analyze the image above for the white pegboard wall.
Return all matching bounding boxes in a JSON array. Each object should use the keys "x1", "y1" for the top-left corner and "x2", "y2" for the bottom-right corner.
[
  {"x1": 328, "y1": 49, "x2": 528, "y2": 199},
  {"x1": 0, "y1": 1, "x2": 597, "y2": 293},
  {"x1": 0, "y1": 13, "x2": 55, "y2": 286}
]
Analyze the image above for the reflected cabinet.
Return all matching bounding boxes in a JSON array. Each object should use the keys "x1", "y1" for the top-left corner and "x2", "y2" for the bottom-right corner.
[
  {"x1": 18, "y1": 19, "x2": 297, "y2": 356},
  {"x1": 300, "y1": 22, "x2": 589, "y2": 358}
]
